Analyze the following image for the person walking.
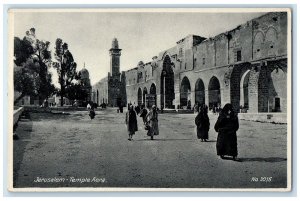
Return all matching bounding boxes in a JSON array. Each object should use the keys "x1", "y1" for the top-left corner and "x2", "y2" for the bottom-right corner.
[
  {"x1": 214, "y1": 103, "x2": 239, "y2": 160},
  {"x1": 195, "y1": 104, "x2": 210, "y2": 141},
  {"x1": 146, "y1": 105, "x2": 159, "y2": 140},
  {"x1": 88, "y1": 101, "x2": 96, "y2": 119},
  {"x1": 140, "y1": 104, "x2": 148, "y2": 125},
  {"x1": 125, "y1": 105, "x2": 138, "y2": 141}
]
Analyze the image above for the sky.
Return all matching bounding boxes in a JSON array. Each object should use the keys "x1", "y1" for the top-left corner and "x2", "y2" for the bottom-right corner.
[{"x1": 13, "y1": 10, "x2": 266, "y2": 86}]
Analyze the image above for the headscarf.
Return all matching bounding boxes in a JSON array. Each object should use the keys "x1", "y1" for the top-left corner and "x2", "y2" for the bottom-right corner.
[{"x1": 221, "y1": 103, "x2": 235, "y2": 118}]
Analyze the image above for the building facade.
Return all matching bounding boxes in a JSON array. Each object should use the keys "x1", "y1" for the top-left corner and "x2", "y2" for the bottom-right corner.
[
  {"x1": 92, "y1": 38, "x2": 127, "y2": 107},
  {"x1": 125, "y1": 12, "x2": 288, "y2": 113}
]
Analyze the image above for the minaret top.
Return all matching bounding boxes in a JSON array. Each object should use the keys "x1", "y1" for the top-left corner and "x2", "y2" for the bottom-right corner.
[{"x1": 112, "y1": 38, "x2": 119, "y2": 49}]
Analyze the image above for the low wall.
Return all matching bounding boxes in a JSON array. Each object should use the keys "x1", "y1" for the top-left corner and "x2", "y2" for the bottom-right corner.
[
  {"x1": 23, "y1": 106, "x2": 90, "y2": 112},
  {"x1": 13, "y1": 107, "x2": 24, "y2": 126},
  {"x1": 238, "y1": 113, "x2": 287, "y2": 124}
]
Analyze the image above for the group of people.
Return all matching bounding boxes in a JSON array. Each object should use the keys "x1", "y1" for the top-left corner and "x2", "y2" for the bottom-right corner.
[
  {"x1": 125, "y1": 104, "x2": 159, "y2": 141},
  {"x1": 89, "y1": 99, "x2": 239, "y2": 161},
  {"x1": 195, "y1": 103, "x2": 239, "y2": 160}
]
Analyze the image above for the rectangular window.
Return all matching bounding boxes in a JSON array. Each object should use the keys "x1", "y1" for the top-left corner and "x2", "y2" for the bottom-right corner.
[
  {"x1": 179, "y1": 48, "x2": 183, "y2": 57},
  {"x1": 236, "y1": 50, "x2": 242, "y2": 62},
  {"x1": 193, "y1": 58, "x2": 197, "y2": 69},
  {"x1": 202, "y1": 58, "x2": 205, "y2": 65}
]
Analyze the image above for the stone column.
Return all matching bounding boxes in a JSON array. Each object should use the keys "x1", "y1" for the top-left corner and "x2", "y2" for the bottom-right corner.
[
  {"x1": 205, "y1": 89, "x2": 209, "y2": 107},
  {"x1": 248, "y1": 68, "x2": 259, "y2": 113},
  {"x1": 157, "y1": 94, "x2": 161, "y2": 109},
  {"x1": 190, "y1": 90, "x2": 195, "y2": 107},
  {"x1": 221, "y1": 86, "x2": 231, "y2": 108},
  {"x1": 174, "y1": 76, "x2": 181, "y2": 109}
]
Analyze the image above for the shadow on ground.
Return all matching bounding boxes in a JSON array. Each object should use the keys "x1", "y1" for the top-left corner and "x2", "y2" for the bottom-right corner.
[{"x1": 238, "y1": 157, "x2": 287, "y2": 163}]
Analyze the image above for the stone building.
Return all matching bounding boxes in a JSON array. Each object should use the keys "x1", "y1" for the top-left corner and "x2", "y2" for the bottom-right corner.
[
  {"x1": 125, "y1": 12, "x2": 288, "y2": 113},
  {"x1": 92, "y1": 38, "x2": 127, "y2": 107}
]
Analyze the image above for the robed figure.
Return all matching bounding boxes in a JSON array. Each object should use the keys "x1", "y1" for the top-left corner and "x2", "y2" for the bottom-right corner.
[
  {"x1": 214, "y1": 103, "x2": 239, "y2": 160},
  {"x1": 125, "y1": 105, "x2": 138, "y2": 141},
  {"x1": 195, "y1": 104, "x2": 210, "y2": 141}
]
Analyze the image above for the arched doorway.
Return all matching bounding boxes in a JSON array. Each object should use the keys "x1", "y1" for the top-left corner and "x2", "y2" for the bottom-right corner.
[
  {"x1": 240, "y1": 70, "x2": 250, "y2": 111},
  {"x1": 180, "y1": 76, "x2": 191, "y2": 109},
  {"x1": 268, "y1": 67, "x2": 286, "y2": 112},
  {"x1": 148, "y1": 83, "x2": 157, "y2": 108},
  {"x1": 137, "y1": 88, "x2": 142, "y2": 106},
  {"x1": 208, "y1": 76, "x2": 221, "y2": 110},
  {"x1": 143, "y1": 87, "x2": 148, "y2": 105},
  {"x1": 96, "y1": 90, "x2": 99, "y2": 105},
  {"x1": 161, "y1": 55, "x2": 175, "y2": 109},
  {"x1": 195, "y1": 78, "x2": 205, "y2": 106}
]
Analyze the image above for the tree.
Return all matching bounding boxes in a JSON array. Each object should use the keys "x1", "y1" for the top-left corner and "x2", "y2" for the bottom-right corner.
[
  {"x1": 65, "y1": 82, "x2": 88, "y2": 105},
  {"x1": 53, "y1": 39, "x2": 77, "y2": 106},
  {"x1": 14, "y1": 28, "x2": 55, "y2": 105}
]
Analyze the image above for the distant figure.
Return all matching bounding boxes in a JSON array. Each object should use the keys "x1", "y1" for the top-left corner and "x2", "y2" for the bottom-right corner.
[
  {"x1": 146, "y1": 105, "x2": 159, "y2": 140},
  {"x1": 214, "y1": 103, "x2": 239, "y2": 161},
  {"x1": 43, "y1": 99, "x2": 49, "y2": 108},
  {"x1": 195, "y1": 104, "x2": 210, "y2": 142},
  {"x1": 140, "y1": 104, "x2": 148, "y2": 125},
  {"x1": 135, "y1": 105, "x2": 141, "y2": 114},
  {"x1": 125, "y1": 105, "x2": 138, "y2": 141},
  {"x1": 194, "y1": 102, "x2": 200, "y2": 113},
  {"x1": 88, "y1": 101, "x2": 95, "y2": 119},
  {"x1": 87, "y1": 102, "x2": 92, "y2": 110}
]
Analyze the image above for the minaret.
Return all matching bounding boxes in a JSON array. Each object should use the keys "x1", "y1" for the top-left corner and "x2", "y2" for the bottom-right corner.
[{"x1": 109, "y1": 38, "x2": 122, "y2": 77}]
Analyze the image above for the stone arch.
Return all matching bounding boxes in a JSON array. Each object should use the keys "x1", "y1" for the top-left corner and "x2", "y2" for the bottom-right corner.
[
  {"x1": 137, "y1": 87, "x2": 142, "y2": 106},
  {"x1": 150, "y1": 83, "x2": 156, "y2": 95},
  {"x1": 265, "y1": 27, "x2": 278, "y2": 56},
  {"x1": 229, "y1": 63, "x2": 252, "y2": 112},
  {"x1": 180, "y1": 76, "x2": 191, "y2": 109},
  {"x1": 143, "y1": 87, "x2": 148, "y2": 105},
  {"x1": 195, "y1": 78, "x2": 205, "y2": 105},
  {"x1": 96, "y1": 90, "x2": 99, "y2": 105},
  {"x1": 208, "y1": 76, "x2": 221, "y2": 109},
  {"x1": 147, "y1": 83, "x2": 157, "y2": 108},
  {"x1": 240, "y1": 70, "x2": 251, "y2": 110},
  {"x1": 268, "y1": 67, "x2": 287, "y2": 112},
  {"x1": 161, "y1": 55, "x2": 175, "y2": 109},
  {"x1": 253, "y1": 31, "x2": 265, "y2": 59}
]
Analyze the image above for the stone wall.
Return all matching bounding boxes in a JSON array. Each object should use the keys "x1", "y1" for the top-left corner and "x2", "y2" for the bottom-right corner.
[{"x1": 124, "y1": 12, "x2": 288, "y2": 113}]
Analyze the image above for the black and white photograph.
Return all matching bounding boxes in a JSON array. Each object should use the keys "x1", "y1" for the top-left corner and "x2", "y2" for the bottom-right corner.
[{"x1": 8, "y1": 8, "x2": 291, "y2": 191}]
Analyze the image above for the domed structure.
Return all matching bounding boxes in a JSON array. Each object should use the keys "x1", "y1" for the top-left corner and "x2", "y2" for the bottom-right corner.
[
  {"x1": 112, "y1": 38, "x2": 119, "y2": 49},
  {"x1": 79, "y1": 68, "x2": 90, "y2": 80}
]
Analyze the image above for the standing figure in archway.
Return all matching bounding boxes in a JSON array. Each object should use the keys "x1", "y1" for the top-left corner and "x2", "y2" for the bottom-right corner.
[
  {"x1": 214, "y1": 103, "x2": 239, "y2": 160},
  {"x1": 146, "y1": 105, "x2": 159, "y2": 140},
  {"x1": 195, "y1": 104, "x2": 210, "y2": 142},
  {"x1": 125, "y1": 105, "x2": 138, "y2": 141}
]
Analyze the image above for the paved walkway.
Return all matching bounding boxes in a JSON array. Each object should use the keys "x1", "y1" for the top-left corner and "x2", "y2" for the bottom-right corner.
[{"x1": 13, "y1": 108, "x2": 288, "y2": 189}]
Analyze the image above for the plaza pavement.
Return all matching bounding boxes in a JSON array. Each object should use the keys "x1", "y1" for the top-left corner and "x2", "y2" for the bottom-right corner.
[{"x1": 13, "y1": 108, "x2": 288, "y2": 189}]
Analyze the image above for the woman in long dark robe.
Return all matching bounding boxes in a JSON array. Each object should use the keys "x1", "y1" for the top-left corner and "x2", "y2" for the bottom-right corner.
[
  {"x1": 195, "y1": 104, "x2": 210, "y2": 141},
  {"x1": 146, "y1": 105, "x2": 159, "y2": 140},
  {"x1": 214, "y1": 103, "x2": 239, "y2": 160},
  {"x1": 125, "y1": 105, "x2": 138, "y2": 141}
]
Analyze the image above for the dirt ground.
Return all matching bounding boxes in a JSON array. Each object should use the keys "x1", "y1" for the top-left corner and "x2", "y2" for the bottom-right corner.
[{"x1": 13, "y1": 108, "x2": 288, "y2": 189}]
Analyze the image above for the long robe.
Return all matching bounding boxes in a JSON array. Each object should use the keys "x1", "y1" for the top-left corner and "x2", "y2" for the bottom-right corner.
[
  {"x1": 214, "y1": 114, "x2": 239, "y2": 157},
  {"x1": 195, "y1": 112, "x2": 210, "y2": 139},
  {"x1": 147, "y1": 110, "x2": 159, "y2": 136},
  {"x1": 125, "y1": 110, "x2": 138, "y2": 135}
]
